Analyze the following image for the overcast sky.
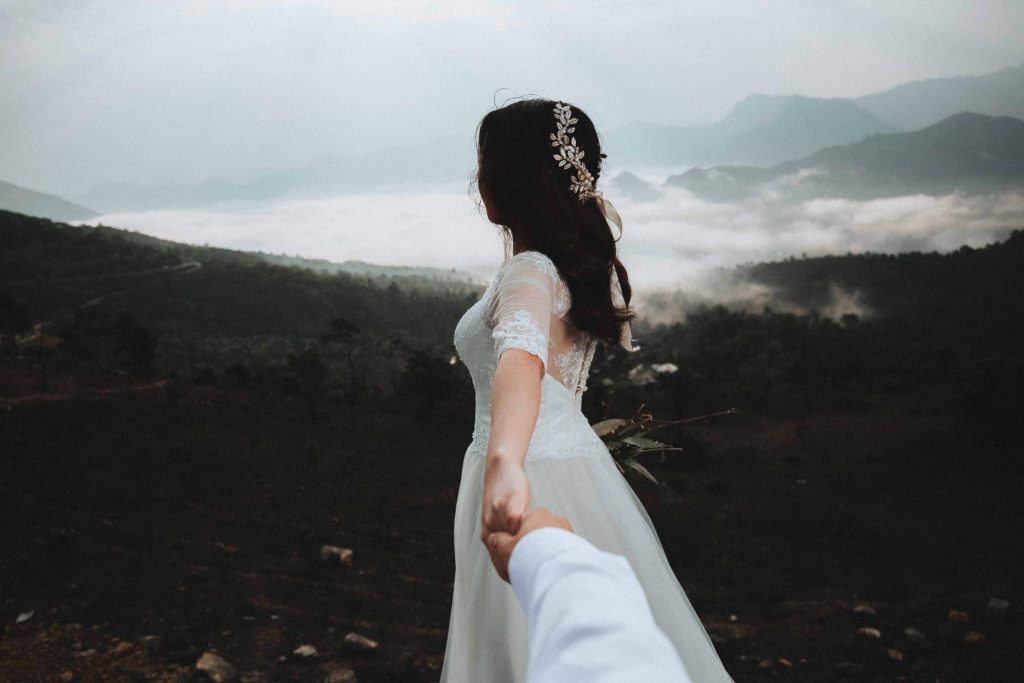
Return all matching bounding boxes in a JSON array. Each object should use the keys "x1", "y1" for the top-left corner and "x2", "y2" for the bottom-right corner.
[{"x1": 3, "y1": 0, "x2": 1024, "y2": 195}]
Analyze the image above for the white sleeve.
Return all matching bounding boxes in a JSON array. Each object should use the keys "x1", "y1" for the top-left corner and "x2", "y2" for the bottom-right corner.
[
  {"x1": 508, "y1": 527, "x2": 694, "y2": 683},
  {"x1": 486, "y1": 257, "x2": 554, "y2": 372}
]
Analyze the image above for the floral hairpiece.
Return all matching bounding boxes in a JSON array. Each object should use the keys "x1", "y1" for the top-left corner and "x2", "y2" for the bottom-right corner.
[
  {"x1": 548, "y1": 101, "x2": 625, "y2": 240},
  {"x1": 549, "y1": 100, "x2": 636, "y2": 352},
  {"x1": 550, "y1": 102, "x2": 598, "y2": 201}
]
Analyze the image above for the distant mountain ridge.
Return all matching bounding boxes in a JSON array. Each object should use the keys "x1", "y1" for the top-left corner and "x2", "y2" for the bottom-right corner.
[
  {"x1": 855, "y1": 61, "x2": 1024, "y2": 131},
  {"x1": 67, "y1": 60, "x2": 1024, "y2": 211},
  {"x1": 609, "y1": 171, "x2": 665, "y2": 202},
  {"x1": 662, "y1": 112, "x2": 1024, "y2": 202},
  {"x1": 0, "y1": 180, "x2": 99, "y2": 222},
  {"x1": 80, "y1": 94, "x2": 900, "y2": 210},
  {"x1": 605, "y1": 60, "x2": 1024, "y2": 169},
  {"x1": 605, "y1": 94, "x2": 899, "y2": 167}
]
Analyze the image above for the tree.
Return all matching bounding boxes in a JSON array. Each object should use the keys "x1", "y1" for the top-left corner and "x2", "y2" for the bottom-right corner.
[
  {"x1": 396, "y1": 349, "x2": 465, "y2": 419},
  {"x1": 58, "y1": 304, "x2": 157, "y2": 376},
  {"x1": 0, "y1": 293, "x2": 32, "y2": 356},
  {"x1": 319, "y1": 317, "x2": 364, "y2": 401},
  {"x1": 286, "y1": 346, "x2": 328, "y2": 419},
  {"x1": 0, "y1": 293, "x2": 32, "y2": 336}
]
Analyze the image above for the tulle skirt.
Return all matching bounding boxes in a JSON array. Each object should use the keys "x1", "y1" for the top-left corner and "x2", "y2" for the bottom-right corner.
[{"x1": 438, "y1": 444, "x2": 735, "y2": 682}]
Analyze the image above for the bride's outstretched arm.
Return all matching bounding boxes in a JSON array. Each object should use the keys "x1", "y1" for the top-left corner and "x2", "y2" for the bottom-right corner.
[
  {"x1": 481, "y1": 348, "x2": 542, "y2": 542},
  {"x1": 481, "y1": 255, "x2": 555, "y2": 544}
]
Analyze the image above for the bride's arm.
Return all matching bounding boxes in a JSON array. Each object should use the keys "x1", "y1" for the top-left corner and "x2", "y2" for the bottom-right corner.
[
  {"x1": 481, "y1": 255, "x2": 555, "y2": 543},
  {"x1": 481, "y1": 348, "x2": 542, "y2": 542}
]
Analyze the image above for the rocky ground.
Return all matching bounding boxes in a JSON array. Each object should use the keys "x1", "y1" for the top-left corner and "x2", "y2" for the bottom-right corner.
[{"x1": 1, "y1": 381, "x2": 1020, "y2": 681}]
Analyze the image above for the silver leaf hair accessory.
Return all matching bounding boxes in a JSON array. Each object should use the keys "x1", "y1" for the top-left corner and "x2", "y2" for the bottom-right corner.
[
  {"x1": 550, "y1": 101, "x2": 624, "y2": 240},
  {"x1": 551, "y1": 101, "x2": 637, "y2": 352}
]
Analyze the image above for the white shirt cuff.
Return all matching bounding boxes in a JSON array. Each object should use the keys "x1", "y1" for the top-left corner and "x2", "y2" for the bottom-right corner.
[{"x1": 508, "y1": 526, "x2": 593, "y2": 604}]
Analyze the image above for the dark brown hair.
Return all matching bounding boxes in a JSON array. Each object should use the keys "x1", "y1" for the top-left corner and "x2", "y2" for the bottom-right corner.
[{"x1": 471, "y1": 96, "x2": 635, "y2": 348}]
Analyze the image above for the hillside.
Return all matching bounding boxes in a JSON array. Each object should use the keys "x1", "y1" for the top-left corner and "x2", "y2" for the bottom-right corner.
[
  {"x1": 0, "y1": 210, "x2": 481, "y2": 378},
  {"x1": 619, "y1": 228, "x2": 1024, "y2": 420},
  {"x1": 6, "y1": 210, "x2": 479, "y2": 290},
  {"x1": 734, "y1": 228, "x2": 1024, "y2": 358},
  {"x1": 664, "y1": 112, "x2": 1024, "y2": 201},
  {"x1": 0, "y1": 180, "x2": 99, "y2": 222}
]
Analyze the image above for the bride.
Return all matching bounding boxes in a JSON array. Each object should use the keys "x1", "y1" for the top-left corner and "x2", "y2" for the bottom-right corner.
[{"x1": 440, "y1": 98, "x2": 734, "y2": 682}]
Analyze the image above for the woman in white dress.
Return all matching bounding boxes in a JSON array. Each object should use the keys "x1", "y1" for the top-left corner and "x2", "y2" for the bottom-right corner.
[{"x1": 440, "y1": 98, "x2": 734, "y2": 682}]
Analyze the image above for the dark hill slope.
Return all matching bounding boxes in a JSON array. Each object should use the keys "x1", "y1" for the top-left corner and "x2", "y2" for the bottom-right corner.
[
  {"x1": 0, "y1": 210, "x2": 479, "y2": 370},
  {"x1": 734, "y1": 227, "x2": 1024, "y2": 359}
]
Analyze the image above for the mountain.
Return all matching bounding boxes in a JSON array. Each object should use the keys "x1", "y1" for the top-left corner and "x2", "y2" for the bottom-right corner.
[
  {"x1": 78, "y1": 132, "x2": 475, "y2": 212},
  {"x1": 664, "y1": 112, "x2": 1024, "y2": 202},
  {"x1": 81, "y1": 96, "x2": 895, "y2": 211},
  {"x1": 604, "y1": 94, "x2": 898, "y2": 167},
  {"x1": 713, "y1": 94, "x2": 901, "y2": 165},
  {"x1": 606, "y1": 61, "x2": 1024, "y2": 170},
  {"x1": 608, "y1": 171, "x2": 663, "y2": 202},
  {"x1": 855, "y1": 61, "x2": 1024, "y2": 131},
  {"x1": 0, "y1": 180, "x2": 99, "y2": 222},
  {"x1": 71, "y1": 62, "x2": 1024, "y2": 211}
]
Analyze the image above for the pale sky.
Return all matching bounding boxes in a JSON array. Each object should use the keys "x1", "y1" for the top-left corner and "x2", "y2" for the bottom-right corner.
[{"x1": 3, "y1": 0, "x2": 1024, "y2": 195}]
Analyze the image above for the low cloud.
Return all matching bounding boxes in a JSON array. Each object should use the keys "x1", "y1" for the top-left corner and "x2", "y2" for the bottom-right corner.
[
  {"x1": 75, "y1": 182, "x2": 1024, "y2": 323},
  {"x1": 615, "y1": 185, "x2": 1023, "y2": 321}
]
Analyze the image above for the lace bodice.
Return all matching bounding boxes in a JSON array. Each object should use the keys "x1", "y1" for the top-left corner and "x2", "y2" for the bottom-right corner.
[{"x1": 453, "y1": 250, "x2": 607, "y2": 461}]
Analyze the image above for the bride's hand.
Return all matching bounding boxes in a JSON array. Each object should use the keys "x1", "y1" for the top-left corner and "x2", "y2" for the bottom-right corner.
[{"x1": 480, "y1": 455, "x2": 530, "y2": 544}]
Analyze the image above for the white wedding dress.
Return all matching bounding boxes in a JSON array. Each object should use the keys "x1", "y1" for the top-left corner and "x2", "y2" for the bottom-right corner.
[{"x1": 440, "y1": 250, "x2": 734, "y2": 682}]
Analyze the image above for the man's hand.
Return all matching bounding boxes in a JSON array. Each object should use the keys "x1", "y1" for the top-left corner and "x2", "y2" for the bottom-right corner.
[
  {"x1": 480, "y1": 455, "x2": 531, "y2": 544},
  {"x1": 485, "y1": 506, "x2": 573, "y2": 582}
]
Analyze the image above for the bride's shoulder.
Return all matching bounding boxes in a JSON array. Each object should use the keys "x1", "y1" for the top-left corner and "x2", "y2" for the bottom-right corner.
[
  {"x1": 503, "y1": 250, "x2": 560, "y2": 280},
  {"x1": 495, "y1": 250, "x2": 571, "y2": 317}
]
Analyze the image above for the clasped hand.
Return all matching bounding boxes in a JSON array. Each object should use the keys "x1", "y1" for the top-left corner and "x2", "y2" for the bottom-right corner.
[{"x1": 480, "y1": 455, "x2": 531, "y2": 545}]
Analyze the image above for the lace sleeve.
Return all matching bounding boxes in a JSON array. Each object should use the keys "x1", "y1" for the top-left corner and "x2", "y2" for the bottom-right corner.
[{"x1": 487, "y1": 254, "x2": 555, "y2": 372}]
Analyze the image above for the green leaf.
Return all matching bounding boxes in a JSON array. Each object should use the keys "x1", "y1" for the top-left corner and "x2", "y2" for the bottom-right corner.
[{"x1": 622, "y1": 436, "x2": 669, "y2": 449}]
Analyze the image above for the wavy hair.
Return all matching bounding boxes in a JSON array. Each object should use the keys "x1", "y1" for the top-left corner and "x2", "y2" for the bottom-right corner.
[{"x1": 470, "y1": 96, "x2": 636, "y2": 348}]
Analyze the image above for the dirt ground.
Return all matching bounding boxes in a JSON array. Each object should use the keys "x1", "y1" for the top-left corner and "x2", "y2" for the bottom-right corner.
[{"x1": 1, "y1": 382, "x2": 1020, "y2": 682}]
